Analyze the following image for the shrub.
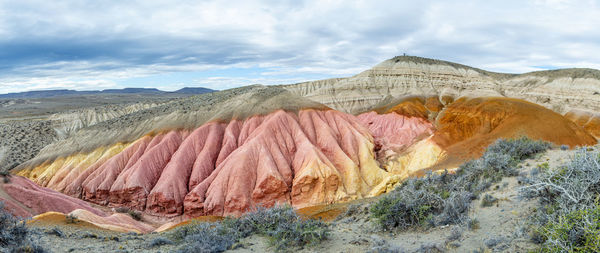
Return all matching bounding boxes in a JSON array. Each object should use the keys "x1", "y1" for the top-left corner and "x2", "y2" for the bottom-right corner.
[
  {"x1": 446, "y1": 226, "x2": 463, "y2": 242},
  {"x1": 370, "y1": 137, "x2": 549, "y2": 231},
  {"x1": 467, "y1": 218, "x2": 480, "y2": 230},
  {"x1": 0, "y1": 202, "x2": 46, "y2": 252},
  {"x1": 128, "y1": 210, "x2": 142, "y2": 221},
  {"x1": 175, "y1": 223, "x2": 237, "y2": 253},
  {"x1": 169, "y1": 205, "x2": 329, "y2": 253},
  {"x1": 521, "y1": 148, "x2": 600, "y2": 252},
  {"x1": 65, "y1": 213, "x2": 78, "y2": 224},
  {"x1": 534, "y1": 205, "x2": 600, "y2": 252},
  {"x1": 0, "y1": 170, "x2": 11, "y2": 183},
  {"x1": 268, "y1": 218, "x2": 329, "y2": 250},
  {"x1": 480, "y1": 194, "x2": 498, "y2": 207},
  {"x1": 45, "y1": 227, "x2": 65, "y2": 238},
  {"x1": 114, "y1": 207, "x2": 143, "y2": 221},
  {"x1": 148, "y1": 237, "x2": 174, "y2": 248}
]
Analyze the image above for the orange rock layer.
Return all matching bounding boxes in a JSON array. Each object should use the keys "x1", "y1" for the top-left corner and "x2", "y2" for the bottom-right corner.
[
  {"x1": 564, "y1": 109, "x2": 600, "y2": 139},
  {"x1": 432, "y1": 97, "x2": 596, "y2": 161}
]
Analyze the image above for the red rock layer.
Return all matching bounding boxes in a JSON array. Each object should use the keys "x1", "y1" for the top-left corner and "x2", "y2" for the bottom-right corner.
[
  {"x1": 145, "y1": 123, "x2": 226, "y2": 215},
  {"x1": 357, "y1": 111, "x2": 435, "y2": 152},
  {"x1": 81, "y1": 136, "x2": 152, "y2": 205}
]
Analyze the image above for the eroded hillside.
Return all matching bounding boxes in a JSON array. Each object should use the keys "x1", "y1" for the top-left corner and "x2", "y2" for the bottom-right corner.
[{"x1": 2, "y1": 56, "x2": 600, "y2": 238}]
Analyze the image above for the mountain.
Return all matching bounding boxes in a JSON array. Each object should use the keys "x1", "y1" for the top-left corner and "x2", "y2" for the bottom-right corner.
[
  {"x1": 0, "y1": 87, "x2": 216, "y2": 99},
  {"x1": 172, "y1": 87, "x2": 215, "y2": 94}
]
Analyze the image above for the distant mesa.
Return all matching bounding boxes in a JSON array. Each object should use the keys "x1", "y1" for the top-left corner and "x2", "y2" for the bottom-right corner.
[{"x1": 0, "y1": 87, "x2": 216, "y2": 99}]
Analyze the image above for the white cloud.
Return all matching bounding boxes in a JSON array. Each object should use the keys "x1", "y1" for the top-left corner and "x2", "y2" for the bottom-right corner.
[{"x1": 0, "y1": 0, "x2": 598, "y2": 93}]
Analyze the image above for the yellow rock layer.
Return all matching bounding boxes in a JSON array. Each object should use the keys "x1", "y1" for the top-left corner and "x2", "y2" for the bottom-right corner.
[
  {"x1": 381, "y1": 137, "x2": 446, "y2": 179},
  {"x1": 19, "y1": 143, "x2": 131, "y2": 190},
  {"x1": 29, "y1": 210, "x2": 154, "y2": 233},
  {"x1": 48, "y1": 147, "x2": 111, "y2": 191}
]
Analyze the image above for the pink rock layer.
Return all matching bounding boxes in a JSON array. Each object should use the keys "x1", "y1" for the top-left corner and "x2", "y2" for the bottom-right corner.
[
  {"x1": 108, "y1": 130, "x2": 190, "y2": 210},
  {"x1": 81, "y1": 136, "x2": 152, "y2": 205},
  {"x1": 357, "y1": 111, "x2": 435, "y2": 152},
  {"x1": 23, "y1": 109, "x2": 434, "y2": 217},
  {"x1": 0, "y1": 176, "x2": 105, "y2": 218}
]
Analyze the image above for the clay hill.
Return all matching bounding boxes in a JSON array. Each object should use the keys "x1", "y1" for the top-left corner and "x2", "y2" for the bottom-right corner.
[{"x1": 3, "y1": 56, "x2": 600, "y2": 233}]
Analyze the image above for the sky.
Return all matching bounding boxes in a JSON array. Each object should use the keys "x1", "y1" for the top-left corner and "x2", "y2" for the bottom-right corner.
[{"x1": 0, "y1": 0, "x2": 599, "y2": 94}]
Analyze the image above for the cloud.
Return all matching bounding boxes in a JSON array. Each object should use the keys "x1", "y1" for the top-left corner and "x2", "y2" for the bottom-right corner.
[{"x1": 0, "y1": 0, "x2": 598, "y2": 93}]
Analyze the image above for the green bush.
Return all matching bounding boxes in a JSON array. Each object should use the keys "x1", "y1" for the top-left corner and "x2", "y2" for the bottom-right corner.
[
  {"x1": 534, "y1": 205, "x2": 600, "y2": 252},
  {"x1": 522, "y1": 148, "x2": 600, "y2": 252},
  {"x1": 370, "y1": 137, "x2": 549, "y2": 231}
]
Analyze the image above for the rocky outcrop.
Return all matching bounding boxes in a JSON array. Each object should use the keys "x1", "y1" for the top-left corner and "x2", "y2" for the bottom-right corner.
[
  {"x1": 183, "y1": 109, "x2": 392, "y2": 216},
  {"x1": 357, "y1": 96, "x2": 597, "y2": 177}
]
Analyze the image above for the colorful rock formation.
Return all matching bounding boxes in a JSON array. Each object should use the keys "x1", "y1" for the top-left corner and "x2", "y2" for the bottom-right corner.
[
  {"x1": 11, "y1": 95, "x2": 598, "y2": 220},
  {"x1": 16, "y1": 109, "x2": 414, "y2": 217}
]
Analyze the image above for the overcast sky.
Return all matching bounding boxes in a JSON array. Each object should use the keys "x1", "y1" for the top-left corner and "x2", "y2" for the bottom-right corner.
[{"x1": 0, "y1": 0, "x2": 599, "y2": 93}]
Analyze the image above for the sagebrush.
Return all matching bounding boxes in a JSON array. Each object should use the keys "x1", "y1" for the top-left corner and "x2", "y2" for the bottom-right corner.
[
  {"x1": 169, "y1": 205, "x2": 329, "y2": 253},
  {"x1": 370, "y1": 137, "x2": 550, "y2": 231}
]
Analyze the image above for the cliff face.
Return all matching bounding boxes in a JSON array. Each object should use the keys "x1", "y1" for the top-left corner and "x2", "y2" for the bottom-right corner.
[{"x1": 283, "y1": 56, "x2": 600, "y2": 116}]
